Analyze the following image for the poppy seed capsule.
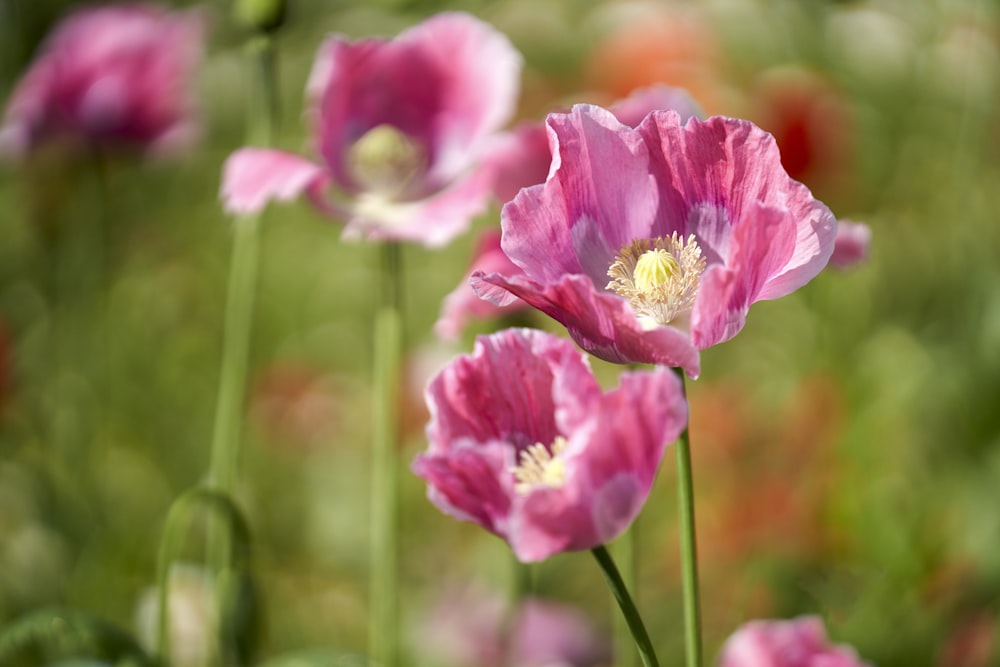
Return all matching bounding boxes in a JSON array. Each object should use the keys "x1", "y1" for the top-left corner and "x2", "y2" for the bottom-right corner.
[{"x1": 234, "y1": 0, "x2": 285, "y2": 33}]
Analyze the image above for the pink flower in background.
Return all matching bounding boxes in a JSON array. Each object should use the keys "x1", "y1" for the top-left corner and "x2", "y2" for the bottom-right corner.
[
  {"x1": 0, "y1": 3, "x2": 204, "y2": 158},
  {"x1": 222, "y1": 12, "x2": 522, "y2": 247},
  {"x1": 719, "y1": 616, "x2": 870, "y2": 667},
  {"x1": 472, "y1": 105, "x2": 837, "y2": 377},
  {"x1": 412, "y1": 328, "x2": 687, "y2": 562},
  {"x1": 827, "y1": 220, "x2": 871, "y2": 270},
  {"x1": 434, "y1": 229, "x2": 531, "y2": 341},
  {"x1": 484, "y1": 84, "x2": 704, "y2": 205},
  {"x1": 418, "y1": 585, "x2": 610, "y2": 667}
]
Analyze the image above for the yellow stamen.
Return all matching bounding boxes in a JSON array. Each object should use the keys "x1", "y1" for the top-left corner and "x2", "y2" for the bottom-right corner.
[
  {"x1": 346, "y1": 124, "x2": 426, "y2": 196},
  {"x1": 511, "y1": 436, "x2": 569, "y2": 495},
  {"x1": 607, "y1": 233, "x2": 706, "y2": 327}
]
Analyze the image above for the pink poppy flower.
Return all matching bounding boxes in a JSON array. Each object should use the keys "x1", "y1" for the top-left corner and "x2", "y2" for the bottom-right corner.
[
  {"x1": 433, "y1": 229, "x2": 531, "y2": 341},
  {"x1": 0, "y1": 3, "x2": 204, "y2": 158},
  {"x1": 827, "y1": 220, "x2": 871, "y2": 270},
  {"x1": 412, "y1": 328, "x2": 687, "y2": 562},
  {"x1": 719, "y1": 616, "x2": 870, "y2": 667},
  {"x1": 472, "y1": 105, "x2": 837, "y2": 377},
  {"x1": 221, "y1": 12, "x2": 522, "y2": 247}
]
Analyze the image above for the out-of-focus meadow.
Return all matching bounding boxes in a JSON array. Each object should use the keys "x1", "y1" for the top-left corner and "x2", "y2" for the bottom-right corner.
[{"x1": 1, "y1": 0, "x2": 999, "y2": 665}]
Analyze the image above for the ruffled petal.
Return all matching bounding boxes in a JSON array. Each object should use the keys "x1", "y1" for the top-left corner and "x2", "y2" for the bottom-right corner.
[
  {"x1": 412, "y1": 440, "x2": 512, "y2": 534},
  {"x1": 471, "y1": 271, "x2": 701, "y2": 377},
  {"x1": 221, "y1": 147, "x2": 329, "y2": 215},
  {"x1": 691, "y1": 204, "x2": 796, "y2": 348},
  {"x1": 639, "y1": 111, "x2": 837, "y2": 297},
  {"x1": 501, "y1": 105, "x2": 660, "y2": 287},
  {"x1": 424, "y1": 328, "x2": 600, "y2": 453}
]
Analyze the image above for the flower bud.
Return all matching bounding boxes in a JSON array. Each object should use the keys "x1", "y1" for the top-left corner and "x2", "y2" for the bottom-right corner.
[{"x1": 233, "y1": 0, "x2": 285, "y2": 32}]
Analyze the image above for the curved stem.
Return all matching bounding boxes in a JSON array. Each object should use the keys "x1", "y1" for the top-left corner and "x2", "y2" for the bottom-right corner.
[
  {"x1": 613, "y1": 528, "x2": 639, "y2": 667},
  {"x1": 370, "y1": 242, "x2": 402, "y2": 667},
  {"x1": 672, "y1": 370, "x2": 703, "y2": 667},
  {"x1": 591, "y1": 545, "x2": 659, "y2": 667}
]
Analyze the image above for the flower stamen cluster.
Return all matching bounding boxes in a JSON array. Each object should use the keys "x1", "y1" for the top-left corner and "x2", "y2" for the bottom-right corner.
[
  {"x1": 346, "y1": 124, "x2": 427, "y2": 196},
  {"x1": 607, "y1": 233, "x2": 706, "y2": 327},
  {"x1": 511, "y1": 436, "x2": 569, "y2": 494}
]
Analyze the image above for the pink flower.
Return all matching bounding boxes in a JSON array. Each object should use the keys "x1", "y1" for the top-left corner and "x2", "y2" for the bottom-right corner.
[
  {"x1": 472, "y1": 105, "x2": 837, "y2": 377},
  {"x1": 484, "y1": 85, "x2": 704, "y2": 205},
  {"x1": 411, "y1": 328, "x2": 687, "y2": 562},
  {"x1": 433, "y1": 229, "x2": 531, "y2": 341},
  {"x1": 827, "y1": 220, "x2": 871, "y2": 270},
  {"x1": 221, "y1": 12, "x2": 522, "y2": 247},
  {"x1": 719, "y1": 616, "x2": 870, "y2": 667},
  {"x1": 417, "y1": 585, "x2": 609, "y2": 667},
  {"x1": 0, "y1": 3, "x2": 204, "y2": 158}
]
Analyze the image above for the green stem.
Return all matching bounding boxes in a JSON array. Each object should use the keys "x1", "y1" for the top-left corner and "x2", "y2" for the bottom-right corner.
[
  {"x1": 370, "y1": 242, "x2": 402, "y2": 667},
  {"x1": 612, "y1": 528, "x2": 639, "y2": 667},
  {"x1": 672, "y1": 370, "x2": 703, "y2": 667},
  {"x1": 591, "y1": 545, "x2": 659, "y2": 667},
  {"x1": 208, "y1": 34, "x2": 276, "y2": 495},
  {"x1": 159, "y1": 32, "x2": 276, "y2": 667}
]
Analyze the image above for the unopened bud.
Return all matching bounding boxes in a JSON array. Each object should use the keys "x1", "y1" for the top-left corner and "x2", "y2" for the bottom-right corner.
[{"x1": 234, "y1": 0, "x2": 285, "y2": 32}]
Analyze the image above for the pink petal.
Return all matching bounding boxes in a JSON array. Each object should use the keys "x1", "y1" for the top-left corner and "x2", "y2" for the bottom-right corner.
[
  {"x1": 502, "y1": 105, "x2": 660, "y2": 287},
  {"x1": 609, "y1": 84, "x2": 704, "y2": 127},
  {"x1": 413, "y1": 440, "x2": 512, "y2": 534},
  {"x1": 220, "y1": 148, "x2": 328, "y2": 215},
  {"x1": 434, "y1": 229, "x2": 529, "y2": 342},
  {"x1": 638, "y1": 112, "x2": 836, "y2": 289},
  {"x1": 481, "y1": 122, "x2": 552, "y2": 205},
  {"x1": 827, "y1": 220, "x2": 872, "y2": 269},
  {"x1": 691, "y1": 204, "x2": 797, "y2": 348},
  {"x1": 423, "y1": 328, "x2": 600, "y2": 454},
  {"x1": 340, "y1": 165, "x2": 493, "y2": 247},
  {"x1": 471, "y1": 271, "x2": 701, "y2": 377}
]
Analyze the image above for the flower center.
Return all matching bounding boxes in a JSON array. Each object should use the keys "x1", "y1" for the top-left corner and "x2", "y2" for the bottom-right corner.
[
  {"x1": 511, "y1": 436, "x2": 569, "y2": 495},
  {"x1": 346, "y1": 124, "x2": 426, "y2": 196},
  {"x1": 606, "y1": 233, "x2": 707, "y2": 328}
]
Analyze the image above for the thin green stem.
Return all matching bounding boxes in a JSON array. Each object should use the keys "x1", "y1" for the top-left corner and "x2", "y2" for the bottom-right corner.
[
  {"x1": 613, "y1": 528, "x2": 639, "y2": 667},
  {"x1": 160, "y1": 32, "x2": 277, "y2": 667},
  {"x1": 591, "y1": 545, "x2": 659, "y2": 667},
  {"x1": 207, "y1": 34, "x2": 276, "y2": 496},
  {"x1": 672, "y1": 370, "x2": 702, "y2": 667},
  {"x1": 370, "y1": 242, "x2": 402, "y2": 667}
]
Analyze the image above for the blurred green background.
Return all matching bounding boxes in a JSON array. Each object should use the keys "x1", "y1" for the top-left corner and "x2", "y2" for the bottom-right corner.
[{"x1": 1, "y1": 0, "x2": 999, "y2": 665}]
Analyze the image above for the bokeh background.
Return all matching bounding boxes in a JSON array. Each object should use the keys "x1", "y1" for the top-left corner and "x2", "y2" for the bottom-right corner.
[{"x1": 1, "y1": 0, "x2": 999, "y2": 665}]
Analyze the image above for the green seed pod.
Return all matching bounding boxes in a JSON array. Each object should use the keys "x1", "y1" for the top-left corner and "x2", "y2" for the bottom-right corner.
[{"x1": 233, "y1": 0, "x2": 285, "y2": 32}]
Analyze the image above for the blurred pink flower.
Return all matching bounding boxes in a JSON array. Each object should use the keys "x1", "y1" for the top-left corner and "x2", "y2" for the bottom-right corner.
[
  {"x1": 0, "y1": 3, "x2": 204, "y2": 158},
  {"x1": 417, "y1": 585, "x2": 609, "y2": 667},
  {"x1": 434, "y1": 229, "x2": 531, "y2": 341},
  {"x1": 412, "y1": 328, "x2": 687, "y2": 562},
  {"x1": 719, "y1": 616, "x2": 870, "y2": 667},
  {"x1": 484, "y1": 85, "x2": 704, "y2": 205},
  {"x1": 827, "y1": 220, "x2": 871, "y2": 270},
  {"x1": 472, "y1": 105, "x2": 837, "y2": 377},
  {"x1": 222, "y1": 12, "x2": 522, "y2": 247}
]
